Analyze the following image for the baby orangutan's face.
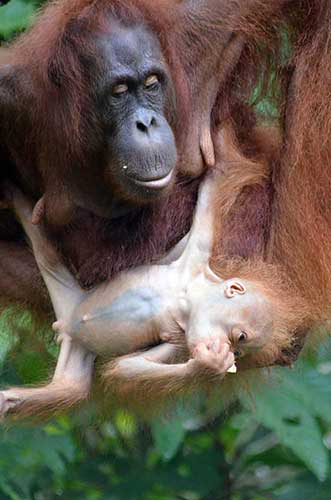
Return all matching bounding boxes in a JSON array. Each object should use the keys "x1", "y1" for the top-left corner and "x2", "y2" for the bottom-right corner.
[{"x1": 187, "y1": 274, "x2": 274, "y2": 367}]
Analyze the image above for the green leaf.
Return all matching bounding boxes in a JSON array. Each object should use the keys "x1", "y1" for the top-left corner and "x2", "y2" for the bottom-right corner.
[
  {"x1": 0, "y1": 0, "x2": 37, "y2": 39},
  {"x1": 152, "y1": 418, "x2": 186, "y2": 461},
  {"x1": 274, "y1": 476, "x2": 331, "y2": 500},
  {"x1": 0, "y1": 478, "x2": 20, "y2": 500},
  {"x1": 244, "y1": 371, "x2": 329, "y2": 480},
  {"x1": 114, "y1": 409, "x2": 137, "y2": 438}
]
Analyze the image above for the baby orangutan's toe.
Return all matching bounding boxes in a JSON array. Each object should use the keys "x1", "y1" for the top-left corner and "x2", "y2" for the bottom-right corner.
[{"x1": 52, "y1": 320, "x2": 68, "y2": 344}]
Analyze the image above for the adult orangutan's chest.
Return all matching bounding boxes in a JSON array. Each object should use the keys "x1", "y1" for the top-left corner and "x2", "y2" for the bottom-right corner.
[{"x1": 53, "y1": 179, "x2": 200, "y2": 289}]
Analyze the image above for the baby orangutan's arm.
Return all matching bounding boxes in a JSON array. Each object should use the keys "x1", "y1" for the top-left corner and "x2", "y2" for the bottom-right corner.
[
  {"x1": 103, "y1": 338, "x2": 235, "y2": 400},
  {"x1": 173, "y1": 169, "x2": 218, "y2": 274}
]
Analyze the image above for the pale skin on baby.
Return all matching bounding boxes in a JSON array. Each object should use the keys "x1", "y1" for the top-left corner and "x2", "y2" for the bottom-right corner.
[{"x1": 0, "y1": 171, "x2": 273, "y2": 417}]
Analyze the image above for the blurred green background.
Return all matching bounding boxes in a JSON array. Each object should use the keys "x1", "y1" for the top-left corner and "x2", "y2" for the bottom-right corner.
[{"x1": 1, "y1": 2, "x2": 331, "y2": 499}]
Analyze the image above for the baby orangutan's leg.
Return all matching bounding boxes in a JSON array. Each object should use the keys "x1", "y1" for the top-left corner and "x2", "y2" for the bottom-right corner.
[
  {"x1": 0, "y1": 187, "x2": 94, "y2": 420},
  {"x1": 0, "y1": 334, "x2": 95, "y2": 420},
  {"x1": 10, "y1": 187, "x2": 85, "y2": 320}
]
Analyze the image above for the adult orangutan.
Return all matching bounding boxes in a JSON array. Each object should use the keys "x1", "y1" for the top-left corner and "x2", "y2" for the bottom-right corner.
[
  {"x1": 0, "y1": 0, "x2": 330, "y2": 414},
  {"x1": 0, "y1": 0, "x2": 235, "y2": 315}
]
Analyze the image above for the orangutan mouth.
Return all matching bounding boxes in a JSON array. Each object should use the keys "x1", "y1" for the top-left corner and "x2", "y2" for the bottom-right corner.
[{"x1": 133, "y1": 170, "x2": 173, "y2": 190}]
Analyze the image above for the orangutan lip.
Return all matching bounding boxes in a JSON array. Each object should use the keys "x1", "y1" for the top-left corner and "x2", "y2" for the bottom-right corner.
[{"x1": 133, "y1": 170, "x2": 173, "y2": 189}]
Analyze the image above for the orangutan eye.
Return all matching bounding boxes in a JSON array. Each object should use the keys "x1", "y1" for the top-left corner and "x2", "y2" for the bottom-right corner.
[
  {"x1": 144, "y1": 74, "x2": 159, "y2": 88},
  {"x1": 238, "y1": 331, "x2": 247, "y2": 342},
  {"x1": 112, "y1": 83, "x2": 129, "y2": 95},
  {"x1": 234, "y1": 350, "x2": 242, "y2": 358}
]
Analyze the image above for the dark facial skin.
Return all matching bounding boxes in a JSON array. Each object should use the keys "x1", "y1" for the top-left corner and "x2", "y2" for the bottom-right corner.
[{"x1": 96, "y1": 21, "x2": 177, "y2": 205}]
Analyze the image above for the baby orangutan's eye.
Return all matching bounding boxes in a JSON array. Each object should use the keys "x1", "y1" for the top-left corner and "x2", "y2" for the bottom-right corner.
[
  {"x1": 238, "y1": 331, "x2": 247, "y2": 342},
  {"x1": 234, "y1": 350, "x2": 242, "y2": 358}
]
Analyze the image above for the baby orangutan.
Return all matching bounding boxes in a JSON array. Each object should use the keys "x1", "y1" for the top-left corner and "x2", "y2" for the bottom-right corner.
[{"x1": 0, "y1": 170, "x2": 280, "y2": 419}]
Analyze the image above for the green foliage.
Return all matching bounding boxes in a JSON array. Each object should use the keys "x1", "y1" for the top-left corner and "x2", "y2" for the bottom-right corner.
[
  {"x1": 0, "y1": 0, "x2": 43, "y2": 40},
  {"x1": 242, "y1": 367, "x2": 330, "y2": 481},
  {"x1": 1, "y1": 309, "x2": 331, "y2": 499},
  {"x1": 151, "y1": 416, "x2": 187, "y2": 461}
]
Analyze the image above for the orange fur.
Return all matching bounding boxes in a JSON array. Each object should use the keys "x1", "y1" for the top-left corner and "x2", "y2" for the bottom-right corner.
[{"x1": 0, "y1": 380, "x2": 91, "y2": 422}]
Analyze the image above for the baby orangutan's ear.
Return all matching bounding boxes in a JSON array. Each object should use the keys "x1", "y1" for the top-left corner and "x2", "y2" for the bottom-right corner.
[{"x1": 224, "y1": 280, "x2": 247, "y2": 299}]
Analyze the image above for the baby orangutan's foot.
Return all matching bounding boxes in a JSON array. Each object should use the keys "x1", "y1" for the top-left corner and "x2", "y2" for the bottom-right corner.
[
  {"x1": 188, "y1": 341, "x2": 236, "y2": 376},
  {"x1": 0, "y1": 390, "x2": 21, "y2": 419}
]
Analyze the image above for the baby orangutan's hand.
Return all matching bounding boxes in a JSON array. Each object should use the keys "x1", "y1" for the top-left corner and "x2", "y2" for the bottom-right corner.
[{"x1": 187, "y1": 341, "x2": 235, "y2": 376}]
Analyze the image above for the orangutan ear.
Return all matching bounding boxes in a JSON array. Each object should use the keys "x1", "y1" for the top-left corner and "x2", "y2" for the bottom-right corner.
[{"x1": 224, "y1": 280, "x2": 247, "y2": 298}]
